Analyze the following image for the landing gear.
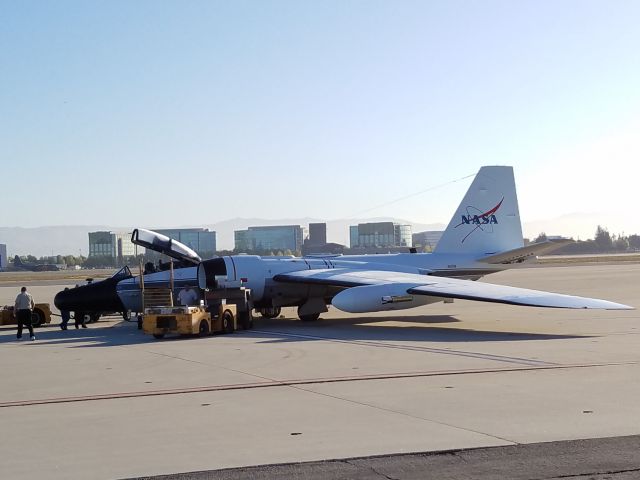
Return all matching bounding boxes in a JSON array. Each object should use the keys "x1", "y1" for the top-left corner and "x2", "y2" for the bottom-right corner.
[
  {"x1": 297, "y1": 298, "x2": 325, "y2": 322},
  {"x1": 74, "y1": 312, "x2": 99, "y2": 324},
  {"x1": 73, "y1": 311, "x2": 86, "y2": 326},
  {"x1": 259, "y1": 307, "x2": 281, "y2": 319},
  {"x1": 297, "y1": 308, "x2": 320, "y2": 322}
]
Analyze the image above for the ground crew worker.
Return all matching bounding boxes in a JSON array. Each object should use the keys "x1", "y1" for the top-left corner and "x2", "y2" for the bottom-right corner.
[
  {"x1": 75, "y1": 312, "x2": 87, "y2": 329},
  {"x1": 60, "y1": 288, "x2": 71, "y2": 330},
  {"x1": 15, "y1": 286, "x2": 36, "y2": 341},
  {"x1": 177, "y1": 285, "x2": 199, "y2": 306}
]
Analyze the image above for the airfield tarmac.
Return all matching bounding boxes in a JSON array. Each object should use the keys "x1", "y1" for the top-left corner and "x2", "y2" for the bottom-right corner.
[{"x1": 0, "y1": 263, "x2": 638, "y2": 479}]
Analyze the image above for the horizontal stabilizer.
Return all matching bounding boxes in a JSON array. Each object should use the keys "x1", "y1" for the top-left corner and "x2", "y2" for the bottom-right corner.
[{"x1": 479, "y1": 238, "x2": 573, "y2": 264}]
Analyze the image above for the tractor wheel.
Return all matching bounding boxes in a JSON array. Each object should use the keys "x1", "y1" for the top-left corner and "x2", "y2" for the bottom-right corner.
[
  {"x1": 198, "y1": 319, "x2": 210, "y2": 337},
  {"x1": 31, "y1": 310, "x2": 44, "y2": 327},
  {"x1": 222, "y1": 310, "x2": 235, "y2": 334}
]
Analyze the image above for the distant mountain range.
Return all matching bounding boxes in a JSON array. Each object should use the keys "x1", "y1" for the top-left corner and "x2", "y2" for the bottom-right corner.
[
  {"x1": 1, "y1": 213, "x2": 624, "y2": 257},
  {"x1": 0, "y1": 218, "x2": 445, "y2": 257},
  {"x1": 0, "y1": 225, "x2": 120, "y2": 257}
]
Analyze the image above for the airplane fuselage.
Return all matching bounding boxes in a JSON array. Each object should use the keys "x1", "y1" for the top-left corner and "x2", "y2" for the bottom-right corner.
[{"x1": 115, "y1": 252, "x2": 504, "y2": 313}]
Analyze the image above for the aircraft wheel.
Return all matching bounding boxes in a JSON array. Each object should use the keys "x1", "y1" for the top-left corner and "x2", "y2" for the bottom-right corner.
[
  {"x1": 198, "y1": 319, "x2": 210, "y2": 337},
  {"x1": 298, "y1": 311, "x2": 320, "y2": 322},
  {"x1": 259, "y1": 307, "x2": 281, "y2": 319},
  {"x1": 222, "y1": 310, "x2": 235, "y2": 334},
  {"x1": 31, "y1": 310, "x2": 44, "y2": 328},
  {"x1": 74, "y1": 312, "x2": 86, "y2": 325},
  {"x1": 90, "y1": 312, "x2": 101, "y2": 323},
  {"x1": 122, "y1": 310, "x2": 132, "y2": 321},
  {"x1": 153, "y1": 333, "x2": 165, "y2": 339}
]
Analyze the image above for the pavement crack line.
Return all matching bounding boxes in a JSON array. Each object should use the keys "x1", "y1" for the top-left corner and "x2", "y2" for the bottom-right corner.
[
  {"x1": 342, "y1": 459, "x2": 400, "y2": 480},
  {"x1": 251, "y1": 329, "x2": 556, "y2": 367},
  {"x1": 287, "y1": 383, "x2": 518, "y2": 446},
  {"x1": 367, "y1": 465, "x2": 401, "y2": 480},
  {"x1": 0, "y1": 362, "x2": 633, "y2": 409},
  {"x1": 540, "y1": 467, "x2": 640, "y2": 479},
  {"x1": 118, "y1": 344, "x2": 286, "y2": 386}
]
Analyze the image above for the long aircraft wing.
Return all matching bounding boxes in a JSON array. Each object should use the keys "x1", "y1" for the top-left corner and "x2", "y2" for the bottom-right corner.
[{"x1": 273, "y1": 268, "x2": 633, "y2": 311}]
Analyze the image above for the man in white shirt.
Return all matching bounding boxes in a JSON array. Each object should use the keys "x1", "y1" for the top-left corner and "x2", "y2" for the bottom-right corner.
[
  {"x1": 177, "y1": 285, "x2": 199, "y2": 306},
  {"x1": 15, "y1": 286, "x2": 35, "y2": 341}
]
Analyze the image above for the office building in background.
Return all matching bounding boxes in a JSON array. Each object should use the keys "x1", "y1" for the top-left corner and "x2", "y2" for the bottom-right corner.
[{"x1": 234, "y1": 225, "x2": 305, "y2": 253}]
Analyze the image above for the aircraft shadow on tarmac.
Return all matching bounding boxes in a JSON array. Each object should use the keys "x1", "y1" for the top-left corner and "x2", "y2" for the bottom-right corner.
[
  {"x1": 246, "y1": 315, "x2": 590, "y2": 344},
  {"x1": 0, "y1": 314, "x2": 590, "y2": 347}
]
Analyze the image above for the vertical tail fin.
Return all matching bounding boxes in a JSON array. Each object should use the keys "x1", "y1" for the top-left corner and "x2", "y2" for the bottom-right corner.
[{"x1": 434, "y1": 166, "x2": 523, "y2": 256}]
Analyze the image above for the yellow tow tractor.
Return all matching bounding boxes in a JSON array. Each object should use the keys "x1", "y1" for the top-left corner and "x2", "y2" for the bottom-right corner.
[
  {"x1": 0, "y1": 303, "x2": 53, "y2": 328},
  {"x1": 136, "y1": 258, "x2": 253, "y2": 340},
  {"x1": 142, "y1": 303, "x2": 237, "y2": 339}
]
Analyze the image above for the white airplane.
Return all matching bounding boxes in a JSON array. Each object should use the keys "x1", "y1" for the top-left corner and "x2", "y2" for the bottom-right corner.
[{"x1": 55, "y1": 166, "x2": 632, "y2": 321}]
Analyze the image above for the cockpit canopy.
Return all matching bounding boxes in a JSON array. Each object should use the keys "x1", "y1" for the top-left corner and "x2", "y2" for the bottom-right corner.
[
  {"x1": 111, "y1": 265, "x2": 133, "y2": 281},
  {"x1": 131, "y1": 228, "x2": 202, "y2": 265}
]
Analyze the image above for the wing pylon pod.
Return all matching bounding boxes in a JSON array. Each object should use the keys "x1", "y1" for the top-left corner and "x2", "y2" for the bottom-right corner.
[{"x1": 131, "y1": 228, "x2": 202, "y2": 265}]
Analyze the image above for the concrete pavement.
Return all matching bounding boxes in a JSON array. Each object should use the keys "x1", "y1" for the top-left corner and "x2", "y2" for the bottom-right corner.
[{"x1": 0, "y1": 263, "x2": 638, "y2": 479}]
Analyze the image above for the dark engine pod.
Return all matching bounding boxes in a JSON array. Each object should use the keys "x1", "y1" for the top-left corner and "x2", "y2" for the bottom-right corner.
[{"x1": 54, "y1": 277, "x2": 125, "y2": 314}]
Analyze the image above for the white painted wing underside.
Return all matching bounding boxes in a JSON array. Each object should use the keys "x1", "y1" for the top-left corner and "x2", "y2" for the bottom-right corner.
[{"x1": 273, "y1": 269, "x2": 633, "y2": 310}]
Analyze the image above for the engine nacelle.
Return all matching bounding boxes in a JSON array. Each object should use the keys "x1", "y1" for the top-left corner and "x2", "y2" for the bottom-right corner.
[
  {"x1": 198, "y1": 255, "x2": 270, "y2": 301},
  {"x1": 197, "y1": 258, "x2": 229, "y2": 290},
  {"x1": 331, "y1": 283, "x2": 436, "y2": 313}
]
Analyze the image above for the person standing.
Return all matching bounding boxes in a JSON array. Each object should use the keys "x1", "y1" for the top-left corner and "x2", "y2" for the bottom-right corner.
[
  {"x1": 60, "y1": 288, "x2": 70, "y2": 330},
  {"x1": 177, "y1": 285, "x2": 199, "y2": 306},
  {"x1": 74, "y1": 312, "x2": 87, "y2": 329},
  {"x1": 15, "y1": 286, "x2": 36, "y2": 341}
]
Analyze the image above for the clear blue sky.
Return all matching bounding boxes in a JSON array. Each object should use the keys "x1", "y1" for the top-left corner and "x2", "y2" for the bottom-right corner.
[{"x1": 2, "y1": 0, "x2": 639, "y2": 239}]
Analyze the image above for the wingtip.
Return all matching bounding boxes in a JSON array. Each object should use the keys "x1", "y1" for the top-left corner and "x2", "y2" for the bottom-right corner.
[{"x1": 608, "y1": 305, "x2": 635, "y2": 311}]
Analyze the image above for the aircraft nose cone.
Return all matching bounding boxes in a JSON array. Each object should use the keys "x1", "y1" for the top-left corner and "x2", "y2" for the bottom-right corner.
[{"x1": 54, "y1": 278, "x2": 124, "y2": 314}]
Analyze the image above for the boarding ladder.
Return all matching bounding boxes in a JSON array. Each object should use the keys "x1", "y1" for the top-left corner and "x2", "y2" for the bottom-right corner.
[
  {"x1": 142, "y1": 288, "x2": 173, "y2": 309},
  {"x1": 138, "y1": 259, "x2": 175, "y2": 310}
]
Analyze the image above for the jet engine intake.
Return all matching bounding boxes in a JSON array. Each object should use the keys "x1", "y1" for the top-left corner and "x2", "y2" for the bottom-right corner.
[
  {"x1": 54, "y1": 277, "x2": 125, "y2": 314},
  {"x1": 197, "y1": 258, "x2": 228, "y2": 290}
]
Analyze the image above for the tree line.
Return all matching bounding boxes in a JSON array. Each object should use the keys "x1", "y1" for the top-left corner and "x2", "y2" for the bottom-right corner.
[
  {"x1": 9, "y1": 225, "x2": 639, "y2": 269},
  {"x1": 530, "y1": 226, "x2": 640, "y2": 255}
]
